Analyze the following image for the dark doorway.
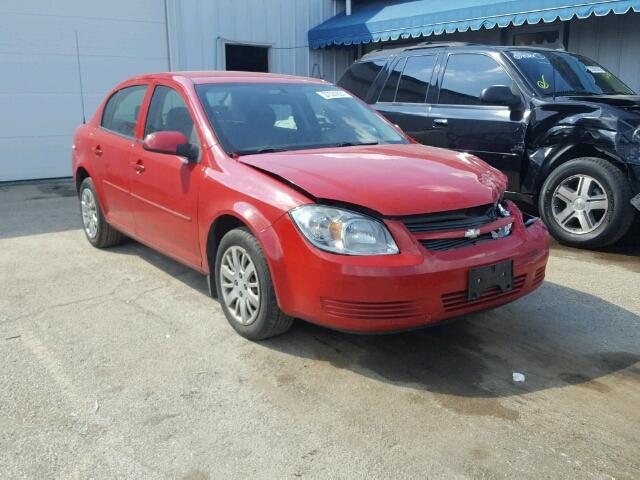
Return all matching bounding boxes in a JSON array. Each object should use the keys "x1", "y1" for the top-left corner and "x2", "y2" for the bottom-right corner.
[{"x1": 225, "y1": 44, "x2": 269, "y2": 72}]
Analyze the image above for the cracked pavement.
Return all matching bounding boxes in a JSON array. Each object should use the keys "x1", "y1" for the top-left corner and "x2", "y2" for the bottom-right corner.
[{"x1": 1, "y1": 180, "x2": 639, "y2": 479}]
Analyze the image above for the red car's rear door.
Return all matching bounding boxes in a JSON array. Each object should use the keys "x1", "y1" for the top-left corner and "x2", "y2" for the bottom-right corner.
[
  {"x1": 129, "y1": 83, "x2": 202, "y2": 269},
  {"x1": 95, "y1": 84, "x2": 148, "y2": 231}
]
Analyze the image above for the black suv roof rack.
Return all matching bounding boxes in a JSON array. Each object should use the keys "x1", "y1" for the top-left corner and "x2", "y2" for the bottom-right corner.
[{"x1": 361, "y1": 41, "x2": 479, "y2": 59}]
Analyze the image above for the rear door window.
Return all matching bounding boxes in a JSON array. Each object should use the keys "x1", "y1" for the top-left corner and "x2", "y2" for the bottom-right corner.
[
  {"x1": 438, "y1": 54, "x2": 514, "y2": 105},
  {"x1": 338, "y1": 59, "x2": 386, "y2": 100},
  {"x1": 378, "y1": 58, "x2": 406, "y2": 103},
  {"x1": 395, "y1": 54, "x2": 437, "y2": 103},
  {"x1": 101, "y1": 85, "x2": 147, "y2": 137}
]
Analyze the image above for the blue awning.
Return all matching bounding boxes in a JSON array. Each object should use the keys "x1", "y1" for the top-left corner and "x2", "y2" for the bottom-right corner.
[{"x1": 309, "y1": 0, "x2": 640, "y2": 48}]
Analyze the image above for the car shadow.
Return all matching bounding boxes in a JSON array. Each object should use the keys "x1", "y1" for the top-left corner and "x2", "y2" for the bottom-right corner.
[
  {"x1": 105, "y1": 238, "x2": 640, "y2": 400},
  {"x1": 258, "y1": 281, "x2": 640, "y2": 399},
  {"x1": 0, "y1": 179, "x2": 81, "y2": 239}
]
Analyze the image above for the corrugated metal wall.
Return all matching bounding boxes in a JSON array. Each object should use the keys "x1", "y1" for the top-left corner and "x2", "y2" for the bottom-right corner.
[
  {"x1": 0, "y1": 1, "x2": 169, "y2": 181},
  {"x1": 166, "y1": 0, "x2": 354, "y2": 83},
  {"x1": 568, "y1": 12, "x2": 640, "y2": 93}
]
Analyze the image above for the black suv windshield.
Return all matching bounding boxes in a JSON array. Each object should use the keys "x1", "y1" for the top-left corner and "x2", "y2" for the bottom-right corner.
[
  {"x1": 195, "y1": 83, "x2": 408, "y2": 155},
  {"x1": 506, "y1": 50, "x2": 635, "y2": 96}
]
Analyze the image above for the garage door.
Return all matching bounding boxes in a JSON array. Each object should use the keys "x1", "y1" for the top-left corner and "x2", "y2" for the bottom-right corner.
[{"x1": 0, "y1": 1, "x2": 169, "y2": 181}]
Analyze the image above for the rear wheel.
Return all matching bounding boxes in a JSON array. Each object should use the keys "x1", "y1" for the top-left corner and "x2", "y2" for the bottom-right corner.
[
  {"x1": 215, "y1": 228, "x2": 293, "y2": 340},
  {"x1": 539, "y1": 157, "x2": 634, "y2": 248},
  {"x1": 79, "y1": 177, "x2": 123, "y2": 248}
]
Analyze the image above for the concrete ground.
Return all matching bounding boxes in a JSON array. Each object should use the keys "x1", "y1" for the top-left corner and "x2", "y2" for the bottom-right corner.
[{"x1": 1, "y1": 179, "x2": 639, "y2": 480}]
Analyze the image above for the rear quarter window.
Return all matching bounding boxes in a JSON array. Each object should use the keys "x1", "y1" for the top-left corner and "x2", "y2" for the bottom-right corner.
[{"x1": 338, "y1": 59, "x2": 385, "y2": 101}]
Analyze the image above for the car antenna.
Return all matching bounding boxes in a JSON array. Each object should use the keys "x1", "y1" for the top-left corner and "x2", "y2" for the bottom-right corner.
[{"x1": 75, "y1": 30, "x2": 86, "y2": 124}]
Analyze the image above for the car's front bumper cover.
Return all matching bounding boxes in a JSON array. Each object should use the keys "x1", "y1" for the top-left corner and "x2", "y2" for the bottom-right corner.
[{"x1": 262, "y1": 202, "x2": 550, "y2": 333}]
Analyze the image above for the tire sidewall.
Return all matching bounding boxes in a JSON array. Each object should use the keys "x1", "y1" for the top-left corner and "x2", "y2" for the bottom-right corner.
[
  {"x1": 214, "y1": 228, "x2": 274, "y2": 338},
  {"x1": 539, "y1": 158, "x2": 625, "y2": 247}
]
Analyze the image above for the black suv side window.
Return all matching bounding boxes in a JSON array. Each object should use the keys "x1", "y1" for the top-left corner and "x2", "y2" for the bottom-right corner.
[
  {"x1": 395, "y1": 54, "x2": 437, "y2": 103},
  {"x1": 378, "y1": 58, "x2": 406, "y2": 102},
  {"x1": 439, "y1": 54, "x2": 513, "y2": 106},
  {"x1": 338, "y1": 59, "x2": 385, "y2": 101},
  {"x1": 101, "y1": 85, "x2": 147, "y2": 137}
]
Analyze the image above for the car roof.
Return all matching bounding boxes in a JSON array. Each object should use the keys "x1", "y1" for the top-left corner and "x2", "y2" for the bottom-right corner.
[
  {"x1": 125, "y1": 70, "x2": 329, "y2": 85},
  {"x1": 359, "y1": 42, "x2": 565, "y2": 61}
]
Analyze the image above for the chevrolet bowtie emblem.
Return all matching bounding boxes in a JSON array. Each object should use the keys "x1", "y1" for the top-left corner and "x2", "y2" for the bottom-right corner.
[{"x1": 464, "y1": 228, "x2": 481, "y2": 239}]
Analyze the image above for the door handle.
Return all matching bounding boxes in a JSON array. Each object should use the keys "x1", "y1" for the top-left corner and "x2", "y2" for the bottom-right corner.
[
  {"x1": 134, "y1": 159, "x2": 145, "y2": 174},
  {"x1": 93, "y1": 145, "x2": 103, "y2": 156},
  {"x1": 432, "y1": 118, "x2": 448, "y2": 128}
]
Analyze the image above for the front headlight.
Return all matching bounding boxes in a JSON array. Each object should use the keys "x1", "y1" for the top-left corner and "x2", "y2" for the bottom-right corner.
[{"x1": 289, "y1": 205, "x2": 399, "y2": 255}]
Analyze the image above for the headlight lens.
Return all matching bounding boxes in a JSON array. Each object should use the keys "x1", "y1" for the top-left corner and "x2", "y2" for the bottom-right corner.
[{"x1": 289, "y1": 205, "x2": 399, "y2": 255}]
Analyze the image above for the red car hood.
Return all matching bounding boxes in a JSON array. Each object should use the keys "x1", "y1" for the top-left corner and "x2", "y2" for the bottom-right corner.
[{"x1": 239, "y1": 143, "x2": 507, "y2": 216}]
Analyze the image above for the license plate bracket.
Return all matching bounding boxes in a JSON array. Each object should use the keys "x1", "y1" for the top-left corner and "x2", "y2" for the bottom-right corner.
[{"x1": 468, "y1": 260, "x2": 514, "y2": 301}]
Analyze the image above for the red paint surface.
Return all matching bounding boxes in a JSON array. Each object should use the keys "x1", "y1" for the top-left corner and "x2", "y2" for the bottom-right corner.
[{"x1": 72, "y1": 72, "x2": 549, "y2": 333}]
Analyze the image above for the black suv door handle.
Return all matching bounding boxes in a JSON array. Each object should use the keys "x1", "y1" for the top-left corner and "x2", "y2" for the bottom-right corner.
[{"x1": 432, "y1": 118, "x2": 448, "y2": 128}]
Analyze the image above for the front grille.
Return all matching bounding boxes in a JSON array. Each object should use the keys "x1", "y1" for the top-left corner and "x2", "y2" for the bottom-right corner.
[
  {"x1": 399, "y1": 203, "x2": 497, "y2": 234},
  {"x1": 419, "y1": 232, "x2": 494, "y2": 252},
  {"x1": 321, "y1": 299, "x2": 424, "y2": 320},
  {"x1": 441, "y1": 274, "x2": 527, "y2": 312}
]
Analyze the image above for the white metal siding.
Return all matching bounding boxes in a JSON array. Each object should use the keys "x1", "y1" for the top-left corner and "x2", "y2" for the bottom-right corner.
[
  {"x1": 568, "y1": 12, "x2": 640, "y2": 93},
  {"x1": 0, "y1": 1, "x2": 169, "y2": 181},
  {"x1": 165, "y1": 0, "x2": 353, "y2": 83}
]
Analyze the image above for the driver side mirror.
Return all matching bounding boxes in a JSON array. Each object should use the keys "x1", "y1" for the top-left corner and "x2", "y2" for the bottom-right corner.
[
  {"x1": 480, "y1": 85, "x2": 523, "y2": 109},
  {"x1": 143, "y1": 131, "x2": 198, "y2": 163}
]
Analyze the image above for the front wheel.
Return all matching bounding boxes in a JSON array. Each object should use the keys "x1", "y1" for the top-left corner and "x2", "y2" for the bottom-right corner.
[
  {"x1": 215, "y1": 228, "x2": 293, "y2": 340},
  {"x1": 539, "y1": 157, "x2": 634, "y2": 248}
]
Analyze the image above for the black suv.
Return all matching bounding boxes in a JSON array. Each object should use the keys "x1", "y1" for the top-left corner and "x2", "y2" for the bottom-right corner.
[{"x1": 338, "y1": 42, "x2": 640, "y2": 248}]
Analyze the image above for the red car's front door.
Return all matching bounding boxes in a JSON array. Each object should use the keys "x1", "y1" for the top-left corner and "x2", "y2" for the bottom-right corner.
[
  {"x1": 128, "y1": 84, "x2": 202, "y2": 269},
  {"x1": 95, "y1": 84, "x2": 148, "y2": 231}
]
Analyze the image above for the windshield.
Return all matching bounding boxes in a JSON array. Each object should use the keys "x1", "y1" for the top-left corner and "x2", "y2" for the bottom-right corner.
[
  {"x1": 195, "y1": 83, "x2": 408, "y2": 155},
  {"x1": 506, "y1": 50, "x2": 635, "y2": 96}
]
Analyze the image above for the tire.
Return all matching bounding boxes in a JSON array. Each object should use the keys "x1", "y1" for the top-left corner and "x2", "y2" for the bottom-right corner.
[
  {"x1": 215, "y1": 227, "x2": 293, "y2": 340},
  {"x1": 539, "y1": 157, "x2": 634, "y2": 248},
  {"x1": 79, "y1": 177, "x2": 124, "y2": 248}
]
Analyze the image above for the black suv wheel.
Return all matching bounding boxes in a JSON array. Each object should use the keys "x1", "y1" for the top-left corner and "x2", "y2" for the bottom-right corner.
[{"x1": 539, "y1": 157, "x2": 634, "y2": 248}]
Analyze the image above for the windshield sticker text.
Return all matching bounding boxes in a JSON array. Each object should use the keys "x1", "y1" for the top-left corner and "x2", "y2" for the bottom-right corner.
[
  {"x1": 537, "y1": 75, "x2": 550, "y2": 89},
  {"x1": 317, "y1": 90, "x2": 352, "y2": 99},
  {"x1": 586, "y1": 66, "x2": 606, "y2": 74}
]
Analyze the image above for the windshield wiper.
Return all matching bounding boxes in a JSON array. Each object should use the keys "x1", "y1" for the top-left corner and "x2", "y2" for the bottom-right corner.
[
  {"x1": 231, "y1": 147, "x2": 289, "y2": 156},
  {"x1": 553, "y1": 90, "x2": 596, "y2": 96},
  {"x1": 332, "y1": 141, "x2": 380, "y2": 148}
]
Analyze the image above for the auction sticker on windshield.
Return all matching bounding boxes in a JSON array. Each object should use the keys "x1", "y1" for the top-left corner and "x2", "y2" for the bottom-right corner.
[{"x1": 317, "y1": 90, "x2": 351, "y2": 99}]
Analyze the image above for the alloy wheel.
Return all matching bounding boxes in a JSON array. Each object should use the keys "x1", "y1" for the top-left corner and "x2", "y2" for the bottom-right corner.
[
  {"x1": 219, "y1": 246, "x2": 261, "y2": 325},
  {"x1": 81, "y1": 188, "x2": 98, "y2": 238},
  {"x1": 551, "y1": 174, "x2": 609, "y2": 235}
]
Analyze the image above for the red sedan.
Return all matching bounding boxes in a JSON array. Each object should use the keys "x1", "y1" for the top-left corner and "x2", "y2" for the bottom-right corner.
[{"x1": 71, "y1": 71, "x2": 549, "y2": 340}]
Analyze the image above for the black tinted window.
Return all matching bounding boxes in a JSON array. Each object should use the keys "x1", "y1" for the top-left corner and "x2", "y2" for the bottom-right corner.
[
  {"x1": 145, "y1": 86, "x2": 199, "y2": 145},
  {"x1": 378, "y1": 58, "x2": 406, "y2": 102},
  {"x1": 101, "y1": 85, "x2": 147, "y2": 137},
  {"x1": 395, "y1": 55, "x2": 437, "y2": 103},
  {"x1": 439, "y1": 54, "x2": 513, "y2": 105},
  {"x1": 338, "y1": 60, "x2": 385, "y2": 100}
]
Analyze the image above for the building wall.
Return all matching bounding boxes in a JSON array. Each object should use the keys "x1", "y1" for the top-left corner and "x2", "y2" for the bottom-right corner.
[
  {"x1": 166, "y1": 0, "x2": 353, "y2": 82},
  {"x1": 0, "y1": 1, "x2": 169, "y2": 181},
  {"x1": 568, "y1": 12, "x2": 640, "y2": 93}
]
